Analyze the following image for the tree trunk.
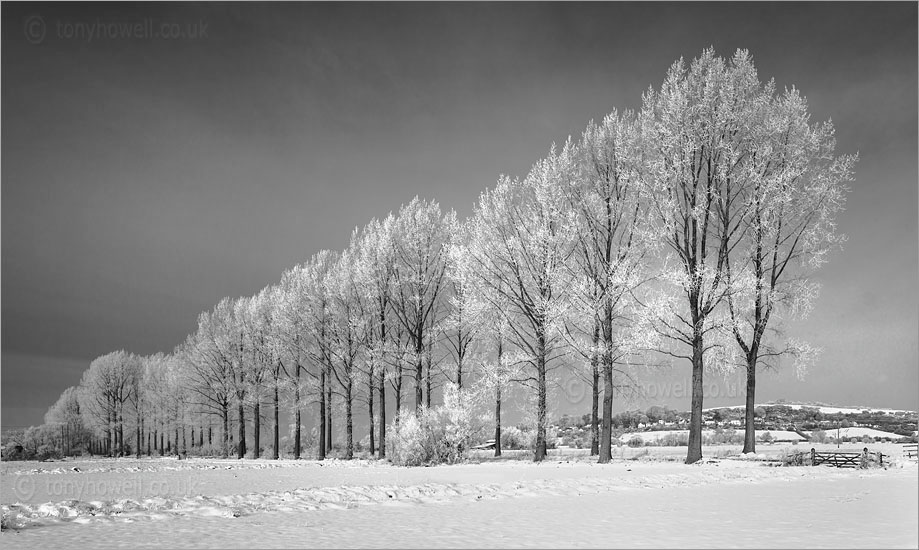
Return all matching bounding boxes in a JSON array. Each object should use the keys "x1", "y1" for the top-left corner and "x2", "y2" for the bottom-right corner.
[
  {"x1": 456, "y1": 326, "x2": 463, "y2": 389},
  {"x1": 534, "y1": 330, "x2": 548, "y2": 462},
  {"x1": 222, "y1": 407, "x2": 229, "y2": 458},
  {"x1": 294, "y1": 365, "x2": 302, "y2": 459},
  {"x1": 237, "y1": 402, "x2": 246, "y2": 459},
  {"x1": 273, "y1": 381, "x2": 280, "y2": 460},
  {"x1": 319, "y1": 367, "x2": 326, "y2": 460},
  {"x1": 686, "y1": 330, "x2": 704, "y2": 464},
  {"x1": 415, "y1": 333, "x2": 424, "y2": 413},
  {"x1": 326, "y1": 369, "x2": 333, "y2": 456},
  {"x1": 117, "y1": 410, "x2": 124, "y2": 456},
  {"x1": 378, "y1": 309, "x2": 388, "y2": 459},
  {"x1": 368, "y1": 374, "x2": 375, "y2": 456},
  {"x1": 494, "y1": 386, "x2": 502, "y2": 457},
  {"x1": 742, "y1": 354, "x2": 757, "y2": 454},
  {"x1": 253, "y1": 401, "x2": 261, "y2": 459},
  {"x1": 378, "y1": 368, "x2": 387, "y2": 459},
  {"x1": 598, "y1": 362, "x2": 614, "y2": 463},
  {"x1": 345, "y1": 377, "x2": 354, "y2": 460},
  {"x1": 394, "y1": 369, "x2": 403, "y2": 416},
  {"x1": 105, "y1": 409, "x2": 112, "y2": 457},
  {"x1": 425, "y1": 356, "x2": 432, "y2": 409},
  {"x1": 590, "y1": 361, "x2": 600, "y2": 456},
  {"x1": 136, "y1": 420, "x2": 142, "y2": 458}
]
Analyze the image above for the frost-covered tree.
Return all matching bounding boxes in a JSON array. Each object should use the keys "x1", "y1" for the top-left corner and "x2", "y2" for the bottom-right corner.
[
  {"x1": 284, "y1": 251, "x2": 338, "y2": 458},
  {"x1": 325, "y1": 246, "x2": 370, "y2": 459},
  {"x1": 78, "y1": 350, "x2": 138, "y2": 456},
  {"x1": 353, "y1": 215, "x2": 398, "y2": 458},
  {"x1": 443, "y1": 220, "x2": 487, "y2": 390},
  {"x1": 247, "y1": 285, "x2": 287, "y2": 459},
  {"x1": 235, "y1": 286, "x2": 288, "y2": 459},
  {"x1": 276, "y1": 265, "x2": 315, "y2": 459},
  {"x1": 475, "y1": 284, "x2": 520, "y2": 458},
  {"x1": 44, "y1": 386, "x2": 88, "y2": 455},
  {"x1": 724, "y1": 84, "x2": 854, "y2": 453},
  {"x1": 184, "y1": 315, "x2": 234, "y2": 457},
  {"x1": 467, "y1": 145, "x2": 577, "y2": 462},
  {"x1": 389, "y1": 197, "x2": 453, "y2": 412},
  {"x1": 218, "y1": 296, "x2": 250, "y2": 459},
  {"x1": 564, "y1": 110, "x2": 650, "y2": 463},
  {"x1": 638, "y1": 49, "x2": 773, "y2": 464}
]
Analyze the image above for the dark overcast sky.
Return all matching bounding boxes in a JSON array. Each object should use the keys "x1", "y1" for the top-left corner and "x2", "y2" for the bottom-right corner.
[{"x1": 2, "y1": 2, "x2": 917, "y2": 428}]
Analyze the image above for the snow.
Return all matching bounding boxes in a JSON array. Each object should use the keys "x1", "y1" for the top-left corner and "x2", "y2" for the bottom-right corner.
[
  {"x1": 618, "y1": 429, "x2": 808, "y2": 444},
  {"x1": 809, "y1": 427, "x2": 905, "y2": 440},
  {"x1": 2, "y1": 456, "x2": 916, "y2": 548}
]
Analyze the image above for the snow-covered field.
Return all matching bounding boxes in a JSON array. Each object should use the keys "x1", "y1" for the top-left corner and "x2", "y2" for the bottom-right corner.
[
  {"x1": 809, "y1": 427, "x2": 906, "y2": 440},
  {"x1": 618, "y1": 427, "x2": 907, "y2": 445},
  {"x1": 2, "y1": 453, "x2": 917, "y2": 548},
  {"x1": 618, "y1": 429, "x2": 809, "y2": 444}
]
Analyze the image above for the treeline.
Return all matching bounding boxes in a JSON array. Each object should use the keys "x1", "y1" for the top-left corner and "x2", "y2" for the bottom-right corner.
[{"x1": 32, "y1": 49, "x2": 853, "y2": 464}]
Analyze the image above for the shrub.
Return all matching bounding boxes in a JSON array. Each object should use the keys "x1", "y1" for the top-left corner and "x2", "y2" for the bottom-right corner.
[
  {"x1": 627, "y1": 436, "x2": 644, "y2": 448},
  {"x1": 810, "y1": 429, "x2": 827, "y2": 443},
  {"x1": 1, "y1": 443, "x2": 25, "y2": 461},
  {"x1": 658, "y1": 432, "x2": 689, "y2": 446},
  {"x1": 388, "y1": 413, "x2": 427, "y2": 466},
  {"x1": 387, "y1": 384, "x2": 486, "y2": 466},
  {"x1": 35, "y1": 444, "x2": 61, "y2": 461},
  {"x1": 500, "y1": 426, "x2": 533, "y2": 450}
]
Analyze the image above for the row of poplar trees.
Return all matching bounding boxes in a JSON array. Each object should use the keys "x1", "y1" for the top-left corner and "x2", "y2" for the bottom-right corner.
[{"x1": 46, "y1": 49, "x2": 852, "y2": 464}]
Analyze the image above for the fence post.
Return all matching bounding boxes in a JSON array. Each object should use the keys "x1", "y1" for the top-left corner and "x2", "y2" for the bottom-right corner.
[
  {"x1": 810, "y1": 447, "x2": 816, "y2": 466},
  {"x1": 861, "y1": 447, "x2": 869, "y2": 469}
]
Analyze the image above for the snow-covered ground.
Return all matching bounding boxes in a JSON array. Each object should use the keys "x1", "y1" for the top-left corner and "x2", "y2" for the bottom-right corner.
[
  {"x1": 2, "y1": 455, "x2": 917, "y2": 548},
  {"x1": 618, "y1": 429, "x2": 808, "y2": 444},
  {"x1": 809, "y1": 427, "x2": 905, "y2": 440}
]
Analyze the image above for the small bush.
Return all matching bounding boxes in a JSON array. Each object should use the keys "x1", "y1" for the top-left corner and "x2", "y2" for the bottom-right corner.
[
  {"x1": 35, "y1": 444, "x2": 61, "y2": 461},
  {"x1": 627, "y1": 436, "x2": 644, "y2": 448},
  {"x1": 387, "y1": 384, "x2": 485, "y2": 466},
  {"x1": 500, "y1": 426, "x2": 533, "y2": 450},
  {"x1": 388, "y1": 413, "x2": 428, "y2": 466},
  {"x1": 657, "y1": 432, "x2": 689, "y2": 446}
]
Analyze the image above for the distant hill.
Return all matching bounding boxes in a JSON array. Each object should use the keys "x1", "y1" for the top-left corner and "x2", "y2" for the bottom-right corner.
[{"x1": 702, "y1": 402, "x2": 917, "y2": 416}]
